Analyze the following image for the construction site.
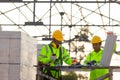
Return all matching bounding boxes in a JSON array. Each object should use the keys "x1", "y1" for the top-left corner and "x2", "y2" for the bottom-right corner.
[{"x1": 0, "y1": 0, "x2": 120, "y2": 80}]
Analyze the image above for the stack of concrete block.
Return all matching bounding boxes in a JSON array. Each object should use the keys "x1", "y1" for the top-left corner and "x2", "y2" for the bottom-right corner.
[{"x1": 0, "y1": 31, "x2": 37, "y2": 80}]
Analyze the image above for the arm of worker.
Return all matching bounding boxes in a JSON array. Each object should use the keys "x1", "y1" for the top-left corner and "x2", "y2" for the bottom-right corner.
[
  {"x1": 83, "y1": 53, "x2": 103, "y2": 68},
  {"x1": 62, "y1": 47, "x2": 72, "y2": 65},
  {"x1": 82, "y1": 53, "x2": 91, "y2": 65},
  {"x1": 38, "y1": 45, "x2": 51, "y2": 65}
]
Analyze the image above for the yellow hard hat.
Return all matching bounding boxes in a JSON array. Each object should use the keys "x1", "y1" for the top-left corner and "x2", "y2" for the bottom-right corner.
[
  {"x1": 52, "y1": 30, "x2": 64, "y2": 41},
  {"x1": 91, "y1": 35, "x2": 102, "y2": 44}
]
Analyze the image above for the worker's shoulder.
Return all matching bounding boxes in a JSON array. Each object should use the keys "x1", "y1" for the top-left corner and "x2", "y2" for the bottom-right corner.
[
  {"x1": 41, "y1": 44, "x2": 49, "y2": 48},
  {"x1": 60, "y1": 46, "x2": 66, "y2": 49}
]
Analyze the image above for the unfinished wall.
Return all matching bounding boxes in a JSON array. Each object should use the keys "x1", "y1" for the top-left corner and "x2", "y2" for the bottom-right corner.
[{"x1": 0, "y1": 31, "x2": 37, "y2": 80}]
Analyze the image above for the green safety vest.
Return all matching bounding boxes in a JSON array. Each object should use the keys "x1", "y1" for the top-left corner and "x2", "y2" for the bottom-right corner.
[
  {"x1": 83, "y1": 49, "x2": 108, "y2": 80},
  {"x1": 38, "y1": 44, "x2": 72, "y2": 79}
]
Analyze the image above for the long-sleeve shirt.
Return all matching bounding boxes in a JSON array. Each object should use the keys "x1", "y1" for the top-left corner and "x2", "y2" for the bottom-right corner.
[{"x1": 83, "y1": 49, "x2": 108, "y2": 80}]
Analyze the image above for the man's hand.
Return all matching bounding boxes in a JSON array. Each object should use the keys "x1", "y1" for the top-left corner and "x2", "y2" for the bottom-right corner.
[
  {"x1": 72, "y1": 59, "x2": 77, "y2": 65},
  {"x1": 38, "y1": 62, "x2": 49, "y2": 66},
  {"x1": 38, "y1": 62, "x2": 44, "y2": 66}
]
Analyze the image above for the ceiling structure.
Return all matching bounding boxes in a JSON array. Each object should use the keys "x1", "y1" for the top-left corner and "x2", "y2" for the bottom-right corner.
[{"x1": 0, "y1": 0, "x2": 120, "y2": 54}]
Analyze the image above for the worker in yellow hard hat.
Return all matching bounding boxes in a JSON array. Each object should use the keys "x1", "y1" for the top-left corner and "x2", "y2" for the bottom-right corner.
[
  {"x1": 38, "y1": 30, "x2": 72, "y2": 80},
  {"x1": 83, "y1": 35, "x2": 109, "y2": 80}
]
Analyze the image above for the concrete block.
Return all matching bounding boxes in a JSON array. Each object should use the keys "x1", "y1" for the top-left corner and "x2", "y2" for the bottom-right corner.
[
  {"x1": 0, "y1": 39, "x2": 9, "y2": 48},
  {"x1": 0, "y1": 31, "x2": 21, "y2": 39},
  {"x1": 9, "y1": 48, "x2": 20, "y2": 57},
  {"x1": 0, "y1": 64, "x2": 9, "y2": 80},
  {"x1": 0, "y1": 48, "x2": 9, "y2": 63},
  {"x1": 9, "y1": 65, "x2": 20, "y2": 80},
  {"x1": 9, "y1": 39, "x2": 20, "y2": 48},
  {"x1": 0, "y1": 31, "x2": 37, "y2": 80}
]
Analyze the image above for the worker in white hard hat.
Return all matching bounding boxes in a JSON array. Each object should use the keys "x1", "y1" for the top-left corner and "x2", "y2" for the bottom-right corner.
[
  {"x1": 83, "y1": 35, "x2": 109, "y2": 80},
  {"x1": 38, "y1": 30, "x2": 73, "y2": 80}
]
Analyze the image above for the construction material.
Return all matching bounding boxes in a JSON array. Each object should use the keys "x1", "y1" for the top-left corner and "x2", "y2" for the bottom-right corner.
[
  {"x1": 0, "y1": 31, "x2": 37, "y2": 80},
  {"x1": 100, "y1": 33, "x2": 117, "y2": 66}
]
